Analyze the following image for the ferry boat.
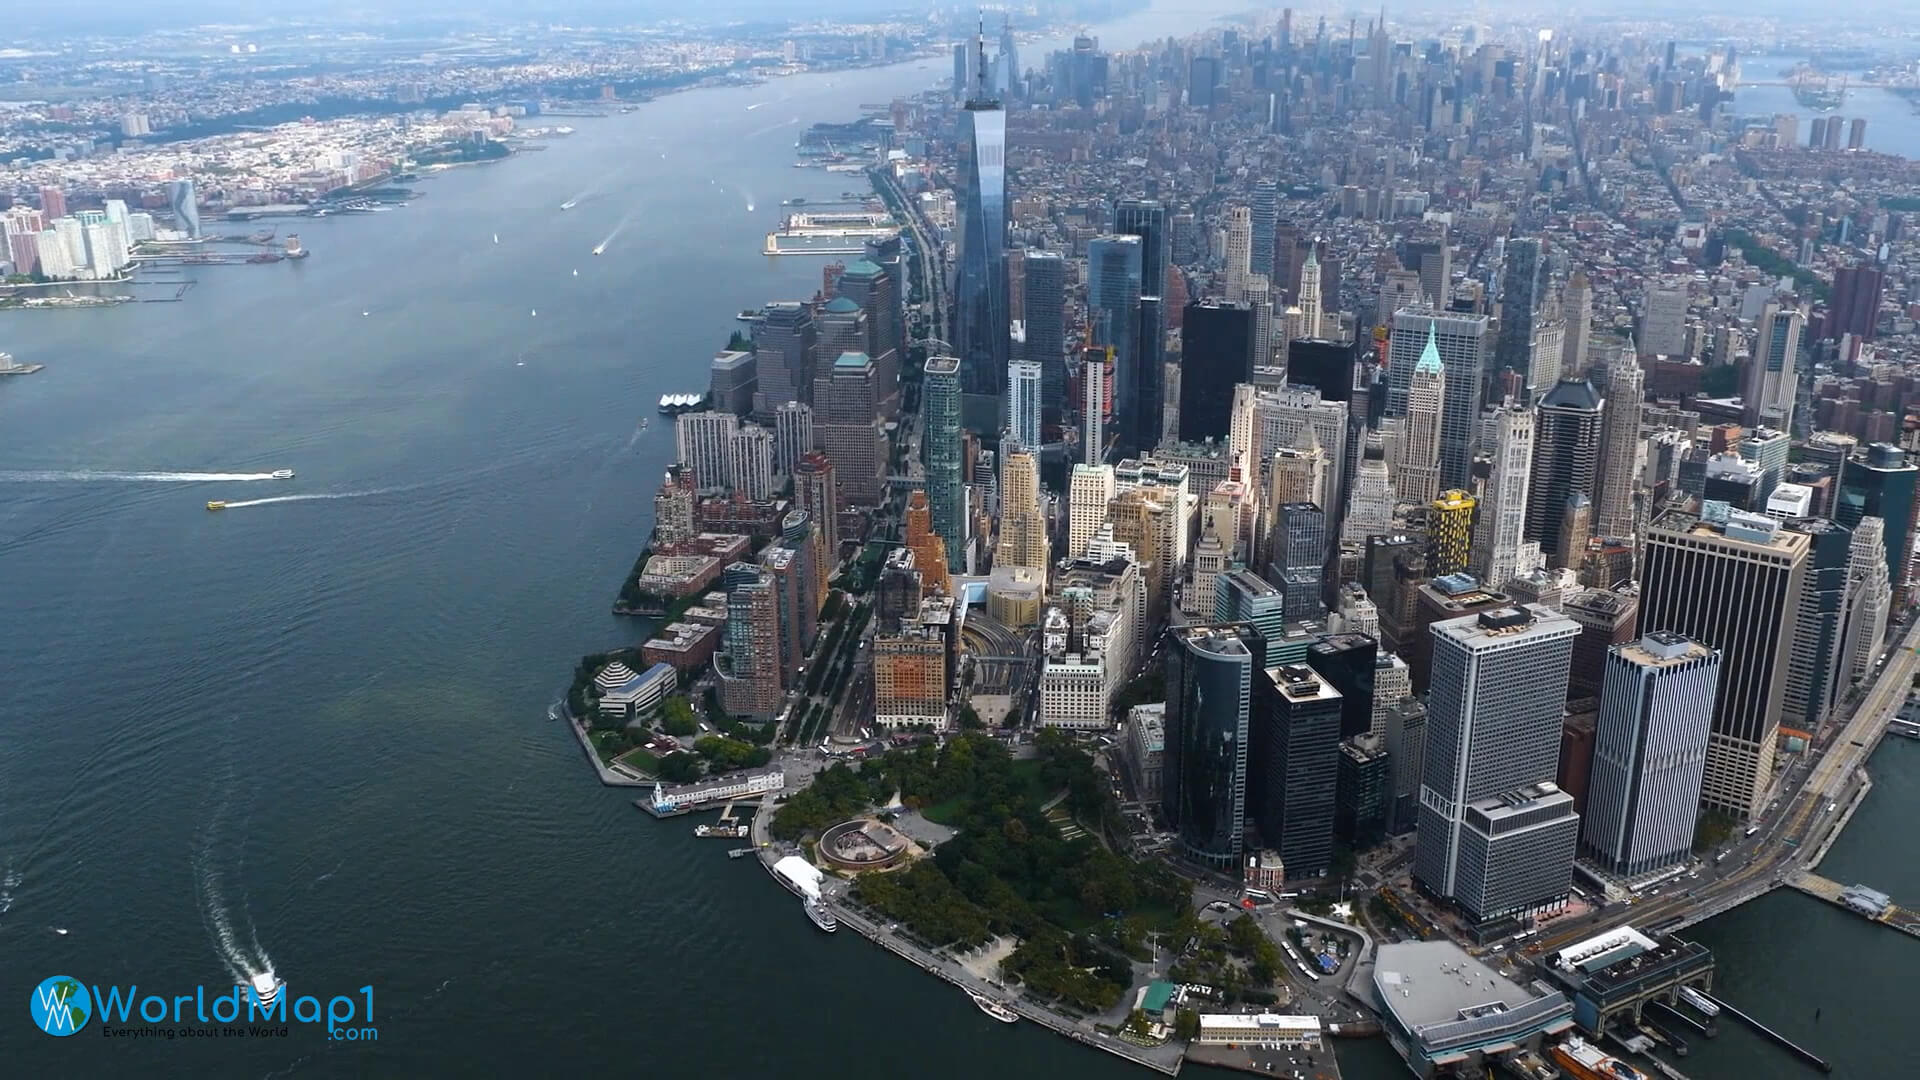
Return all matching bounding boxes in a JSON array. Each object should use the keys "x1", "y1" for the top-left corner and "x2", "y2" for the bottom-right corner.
[
  {"x1": 968, "y1": 990, "x2": 1018, "y2": 1024},
  {"x1": 271, "y1": 469, "x2": 295, "y2": 480},
  {"x1": 206, "y1": 501, "x2": 227, "y2": 511},
  {"x1": 246, "y1": 971, "x2": 284, "y2": 1011},
  {"x1": 692, "y1": 823, "x2": 748, "y2": 838},
  {"x1": 1678, "y1": 986, "x2": 1721, "y2": 1017},
  {"x1": 804, "y1": 897, "x2": 838, "y2": 933},
  {"x1": 1549, "y1": 1037, "x2": 1648, "y2": 1080}
]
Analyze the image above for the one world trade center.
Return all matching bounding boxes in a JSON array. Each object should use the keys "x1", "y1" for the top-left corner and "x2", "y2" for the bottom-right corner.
[{"x1": 952, "y1": 29, "x2": 1008, "y2": 420}]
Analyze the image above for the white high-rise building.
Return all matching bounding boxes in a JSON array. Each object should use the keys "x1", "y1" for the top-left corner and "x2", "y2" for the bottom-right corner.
[
  {"x1": 1413, "y1": 604, "x2": 1580, "y2": 924},
  {"x1": 772, "y1": 401, "x2": 813, "y2": 478},
  {"x1": 1228, "y1": 382, "x2": 1258, "y2": 480},
  {"x1": 1472, "y1": 404, "x2": 1535, "y2": 589},
  {"x1": 84, "y1": 222, "x2": 129, "y2": 278},
  {"x1": 35, "y1": 227, "x2": 76, "y2": 279},
  {"x1": 1008, "y1": 359, "x2": 1043, "y2": 449},
  {"x1": 1297, "y1": 243, "x2": 1323, "y2": 340},
  {"x1": 1562, "y1": 271, "x2": 1593, "y2": 376},
  {"x1": 1223, "y1": 205, "x2": 1252, "y2": 302},
  {"x1": 1839, "y1": 516, "x2": 1892, "y2": 684},
  {"x1": 1748, "y1": 304, "x2": 1804, "y2": 429},
  {"x1": 1341, "y1": 436, "x2": 1395, "y2": 547},
  {"x1": 1640, "y1": 279, "x2": 1689, "y2": 358},
  {"x1": 676, "y1": 411, "x2": 740, "y2": 492},
  {"x1": 1594, "y1": 358, "x2": 1644, "y2": 539},
  {"x1": 1393, "y1": 325, "x2": 1445, "y2": 504},
  {"x1": 53, "y1": 217, "x2": 87, "y2": 271},
  {"x1": 1069, "y1": 463, "x2": 1117, "y2": 559},
  {"x1": 1583, "y1": 632, "x2": 1721, "y2": 876},
  {"x1": 731, "y1": 424, "x2": 776, "y2": 500},
  {"x1": 1083, "y1": 352, "x2": 1108, "y2": 465},
  {"x1": 1528, "y1": 315, "x2": 1564, "y2": 398}
]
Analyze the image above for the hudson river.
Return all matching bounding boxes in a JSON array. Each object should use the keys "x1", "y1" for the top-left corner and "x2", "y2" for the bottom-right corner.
[{"x1": 2, "y1": 6, "x2": 1914, "y2": 1076}]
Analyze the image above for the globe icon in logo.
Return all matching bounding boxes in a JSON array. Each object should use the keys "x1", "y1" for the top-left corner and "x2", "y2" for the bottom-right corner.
[{"x1": 29, "y1": 975, "x2": 90, "y2": 1036}]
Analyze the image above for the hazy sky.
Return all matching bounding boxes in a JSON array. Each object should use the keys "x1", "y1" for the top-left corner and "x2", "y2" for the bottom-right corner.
[{"x1": 13, "y1": 2, "x2": 1920, "y2": 38}]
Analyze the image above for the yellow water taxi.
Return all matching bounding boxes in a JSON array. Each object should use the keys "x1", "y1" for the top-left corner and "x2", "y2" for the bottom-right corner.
[{"x1": 206, "y1": 501, "x2": 226, "y2": 511}]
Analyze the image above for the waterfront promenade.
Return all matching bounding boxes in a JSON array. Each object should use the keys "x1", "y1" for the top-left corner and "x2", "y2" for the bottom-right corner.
[{"x1": 745, "y1": 786, "x2": 1187, "y2": 1074}]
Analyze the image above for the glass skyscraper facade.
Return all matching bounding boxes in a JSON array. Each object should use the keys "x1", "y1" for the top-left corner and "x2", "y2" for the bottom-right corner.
[
  {"x1": 1164, "y1": 624, "x2": 1265, "y2": 872},
  {"x1": 1116, "y1": 200, "x2": 1169, "y2": 455},
  {"x1": 953, "y1": 78, "x2": 1009, "y2": 403},
  {"x1": 1087, "y1": 234, "x2": 1143, "y2": 447},
  {"x1": 922, "y1": 355, "x2": 966, "y2": 571},
  {"x1": 1023, "y1": 250, "x2": 1068, "y2": 424}
]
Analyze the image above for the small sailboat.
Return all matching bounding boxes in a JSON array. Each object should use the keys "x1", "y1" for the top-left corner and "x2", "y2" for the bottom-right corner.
[
  {"x1": 572, "y1": 269, "x2": 578, "y2": 277},
  {"x1": 492, "y1": 233, "x2": 499, "y2": 244},
  {"x1": 530, "y1": 308, "x2": 537, "y2": 317}
]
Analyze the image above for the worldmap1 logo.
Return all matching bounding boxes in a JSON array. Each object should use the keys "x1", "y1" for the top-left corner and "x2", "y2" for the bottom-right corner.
[
  {"x1": 28, "y1": 976, "x2": 378, "y2": 1041},
  {"x1": 30, "y1": 976, "x2": 91, "y2": 1036}
]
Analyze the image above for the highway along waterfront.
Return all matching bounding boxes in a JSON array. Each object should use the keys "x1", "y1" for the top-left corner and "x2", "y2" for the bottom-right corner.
[{"x1": 1, "y1": 7, "x2": 1916, "y2": 1080}]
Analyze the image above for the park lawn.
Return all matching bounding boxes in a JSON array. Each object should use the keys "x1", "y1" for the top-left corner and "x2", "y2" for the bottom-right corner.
[
  {"x1": 615, "y1": 747, "x2": 661, "y2": 775},
  {"x1": 922, "y1": 757, "x2": 1053, "y2": 825},
  {"x1": 1010, "y1": 757, "x2": 1045, "y2": 793},
  {"x1": 920, "y1": 794, "x2": 967, "y2": 825}
]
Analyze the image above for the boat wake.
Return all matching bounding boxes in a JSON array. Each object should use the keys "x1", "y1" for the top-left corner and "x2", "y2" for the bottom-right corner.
[
  {"x1": 192, "y1": 774, "x2": 274, "y2": 988},
  {"x1": 217, "y1": 489, "x2": 387, "y2": 510},
  {"x1": 746, "y1": 117, "x2": 800, "y2": 139},
  {"x1": 0, "y1": 861, "x2": 19, "y2": 919},
  {"x1": 594, "y1": 213, "x2": 632, "y2": 256},
  {"x1": 0, "y1": 470, "x2": 284, "y2": 483}
]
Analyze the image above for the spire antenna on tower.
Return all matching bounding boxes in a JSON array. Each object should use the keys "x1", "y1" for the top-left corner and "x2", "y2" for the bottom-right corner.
[{"x1": 976, "y1": 11, "x2": 988, "y2": 102}]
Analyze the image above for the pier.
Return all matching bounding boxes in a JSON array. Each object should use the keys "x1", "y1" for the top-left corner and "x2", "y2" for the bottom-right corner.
[
  {"x1": 1695, "y1": 991, "x2": 1832, "y2": 1074},
  {"x1": 1786, "y1": 871, "x2": 1920, "y2": 938}
]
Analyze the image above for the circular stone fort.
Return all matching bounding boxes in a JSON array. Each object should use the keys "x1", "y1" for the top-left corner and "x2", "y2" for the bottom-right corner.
[{"x1": 817, "y1": 818, "x2": 912, "y2": 871}]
